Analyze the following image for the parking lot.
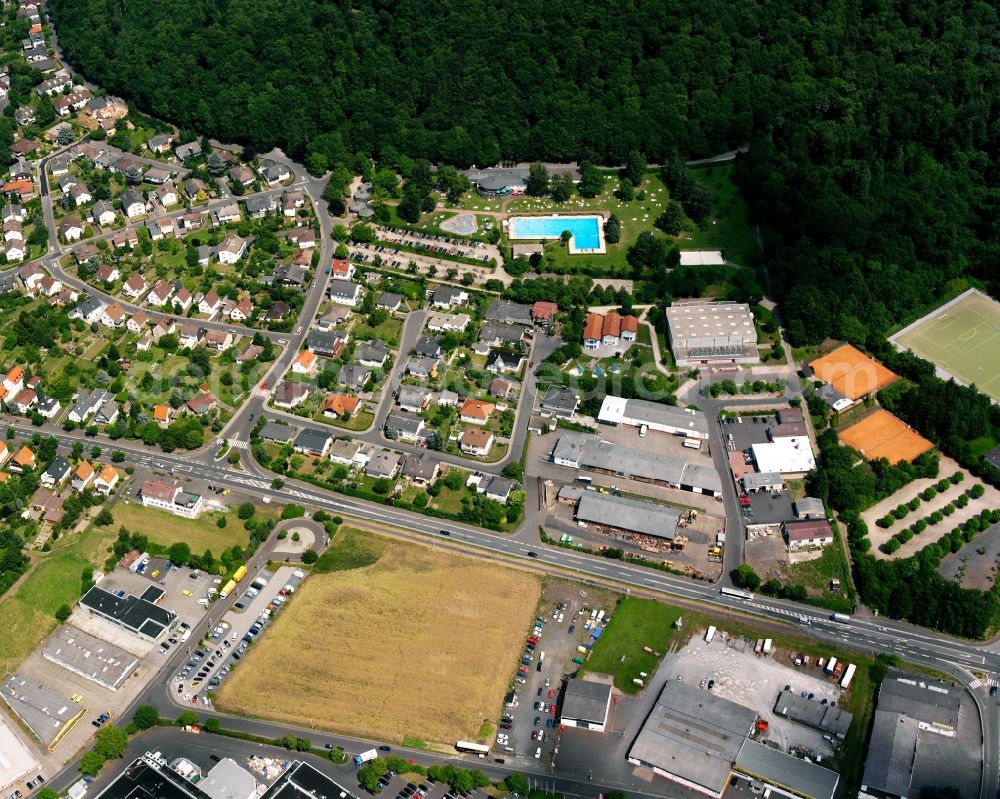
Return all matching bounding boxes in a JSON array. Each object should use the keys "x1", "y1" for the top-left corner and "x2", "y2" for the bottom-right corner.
[
  {"x1": 500, "y1": 583, "x2": 618, "y2": 765},
  {"x1": 375, "y1": 772, "x2": 491, "y2": 799},
  {"x1": 174, "y1": 566, "x2": 302, "y2": 707},
  {"x1": 662, "y1": 634, "x2": 841, "y2": 758}
]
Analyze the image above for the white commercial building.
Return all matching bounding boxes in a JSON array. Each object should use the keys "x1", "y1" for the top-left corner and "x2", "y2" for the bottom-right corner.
[
  {"x1": 560, "y1": 678, "x2": 613, "y2": 732},
  {"x1": 598, "y1": 396, "x2": 709, "y2": 440},
  {"x1": 750, "y1": 436, "x2": 816, "y2": 477},
  {"x1": 0, "y1": 717, "x2": 39, "y2": 793},
  {"x1": 665, "y1": 301, "x2": 759, "y2": 367}
]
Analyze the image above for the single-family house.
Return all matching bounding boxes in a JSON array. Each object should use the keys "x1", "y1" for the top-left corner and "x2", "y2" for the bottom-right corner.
[
  {"x1": 460, "y1": 398, "x2": 495, "y2": 425},
  {"x1": 272, "y1": 382, "x2": 310, "y2": 409},
  {"x1": 185, "y1": 389, "x2": 219, "y2": 416},
  {"x1": 485, "y1": 349, "x2": 524, "y2": 374},
  {"x1": 385, "y1": 412, "x2": 426, "y2": 443},
  {"x1": 328, "y1": 279, "x2": 363, "y2": 306},
  {"x1": 36, "y1": 396, "x2": 60, "y2": 419},
  {"x1": 100, "y1": 302, "x2": 127, "y2": 328},
  {"x1": 95, "y1": 263, "x2": 120, "y2": 284},
  {"x1": 258, "y1": 158, "x2": 290, "y2": 184},
  {"x1": 398, "y1": 385, "x2": 432, "y2": 413},
  {"x1": 402, "y1": 454, "x2": 440, "y2": 486},
  {"x1": 154, "y1": 181, "x2": 178, "y2": 207},
  {"x1": 405, "y1": 356, "x2": 440, "y2": 380},
  {"x1": 323, "y1": 394, "x2": 361, "y2": 419},
  {"x1": 198, "y1": 289, "x2": 222, "y2": 316},
  {"x1": 126, "y1": 310, "x2": 148, "y2": 334},
  {"x1": 147, "y1": 280, "x2": 174, "y2": 306},
  {"x1": 291, "y1": 350, "x2": 319, "y2": 375},
  {"x1": 284, "y1": 227, "x2": 316, "y2": 249},
  {"x1": 357, "y1": 340, "x2": 390, "y2": 368},
  {"x1": 57, "y1": 218, "x2": 84, "y2": 242},
  {"x1": 120, "y1": 188, "x2": 146, "y2": 220},
  {"x1": 93, "y1": 464, "x2": 120, "y2": 495},
  {"x1": 459, "y1": 426, "x2": 495, "y2": 457},
  {"x1": 68, "y1": 295, "x2": 106, "y2": 324},
  {"x1": 69, "y1": 183, "x2": 92, "y2": 206},
  {"x1": 331, "y1": 259, "x2": 355, "y2": 281},
  {"x1": 17, "y1": 264, "x2": 44, "y2": 293},
  {"x1": 338, "y1": 365, "x2": 372, "y2": 392},
  {"x1": 11, "y1": 445, "x2": 36, "y2": 472},
  {"x1": 306, "y1": 329, "x2": 347, "y2": 358},
  {"x1": 376, "y1": 292, "x2": 404, "y2": 313},
  {"x1": 174, "y1": 141, "x2": 202, "y2": 161},
  {"x1": 153, "y1": 404, "x2": 172, "y2": 427},
  {"x1": 228, "y1": 165, "x2": 255, "y2": 186},
  {"x1": 292, "y1": 428, "x2": 333, "y2": 458},
  {"x1": 489, "y1": 376, "x2": 515, "y2": 400},
  {"x1": 40, "y1": 455, "x2": 71, "y2": 488},
  {"x1": 204, "y1": 330, "x2": 234, "y2": 352},
  {"x1": 531, "y1": 301, "x2": 558, "y2": 326},
  {"x1": 71, "y1": 461, "x2": 95, "y2": 491},
  {"x1": 365, "y1": 451, "x2": 401, "y2": 480},
  {"x1": 414, "y1": 337, "x2": 442, "y2": 360},
  {"x1": 217, "y1": 235, "x2": 248, "y2": 264},
  {"x1": 431, "y1": 285, "x2": 469, "y2": 308},
  {"x1": 122, "y1": 273, "x2": 148, "y2": 299}
]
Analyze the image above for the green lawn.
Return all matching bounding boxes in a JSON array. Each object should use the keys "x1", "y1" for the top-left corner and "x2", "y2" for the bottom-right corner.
[
  {"x1": 683, "y1": 164, "x2": 756, "y2": 266},
  {"x1": 778, "y1": 534, "x2": 855, "y2": 614},
  {"x1": 430, "y1": 484, "x2": 467, "y2": 514},
  {"x1": 0, "y1": 523, "x2": 117, "y2": 676},
  {"x1": 353, "y1": 316, "x2": 403, "y2": 347},
  {"x1": 581, "y1": 597, "x2": 684, "y2": 693},
  {"x1": 312, "y1": 409, "x2": 375, "y2": 432},
  {"x1": 312, "y1": 526, "x2": 384, "y2": 573},
  {"x1": 112, "y1": 503, "x2": 251, "y2": 552}
]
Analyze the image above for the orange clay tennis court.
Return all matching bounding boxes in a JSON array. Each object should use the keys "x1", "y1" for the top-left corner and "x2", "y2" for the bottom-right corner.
[
  {"x1": 810, "y1": 344, "x2": 898, "y2": 400},
  {"x1": 838, "y1": 409, "x2": 933, "y2": 464}
]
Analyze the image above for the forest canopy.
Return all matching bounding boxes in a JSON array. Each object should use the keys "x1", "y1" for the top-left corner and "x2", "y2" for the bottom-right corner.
[{"x1": 48, "y1": 0, "x2": 999, "y2": 343}]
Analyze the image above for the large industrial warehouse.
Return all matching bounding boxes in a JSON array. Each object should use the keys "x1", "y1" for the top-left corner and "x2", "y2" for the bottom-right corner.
[{"x1": 551, "y1": 432, "x2": 722, "y2": 496}]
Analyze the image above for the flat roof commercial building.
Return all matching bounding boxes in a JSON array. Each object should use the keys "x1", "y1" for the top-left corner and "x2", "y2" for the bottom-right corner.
[
  {"x1": 598, "y1": 396, "x2": 710, "y2": 439},
  {"x1": 628, "y1": 681, "x2": 757, "y2": 798},
  {"x1": 773, "y1": 689, "x2": 853, "y2": 738},
  {"x1": 551, "y1": 432, "x2": 722, "y2": 496},
  {"x1": 199, "y1": 759, "x2": 258, "y2": 799},
  {"x1": 0, "y1": 717, "x2": 39, "y2": 793},
  {"x1": 665, "y1": 301, "x2": 758, "y2": 366},
  {"x1": 80, "y1": 585, "x2": 177, "y2": 641},
  {"x1": 861, "y1": 670, "x2": 963, "y2": 799},
  {"x1": 42, "y1": 625, "x2": 140, "y2": 690},
  {"x1": 260, "y1": 761, "x2": 359, "y2": 799},
  {"x1": 733, "y1": 740, "x2": 840, "y2": 799},
  {"x1": 576, "y1": 491, "x2": 681, "y2": 540},
  {"x1": 1, "y1": 673, "x2": 86, "y2": 750},
  {"x1": 95, "y1": 754, "x2": 213, "y2": 799},
  {"x1": 559, "y1": 677, "x2": 613, "y2": 732},
  {"x1": 750, "y1": 436, "x2": 816, "y2": 477}
]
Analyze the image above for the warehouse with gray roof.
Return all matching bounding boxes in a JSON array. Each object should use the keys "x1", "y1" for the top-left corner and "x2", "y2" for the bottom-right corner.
[
  {"x1": 628, "y1": 681, "x2": 757, "y2": 797},
  {"x1": 1, "y1": 674, "x2": 86, "y2": 750},
  {"x1": 42, "y1": 625, "x2": 139, "y2": 690},
  {"x1": 575, "y1": 492, "x2": 681, "y2": 540},
  {"x1": 733, "y1": 740, "x2": 840, "y2": 799},
  {"x1": 551, "y1": 432, "x2": 722, "y2": 496},
  {"x1": 861, "y1": 670, "x2": 964, "y2": 799},
  {"x1": 560, "y1": 677, "x2": 613, "y2": 732},
  {"x1": 773, "y1": 689, "x2": 853, "y2": 738}
]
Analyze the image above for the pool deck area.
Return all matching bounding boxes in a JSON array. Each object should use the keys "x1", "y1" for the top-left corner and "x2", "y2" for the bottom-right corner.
[{"x1": 506, "y1": 213, "x2": 607, "y2": 255}]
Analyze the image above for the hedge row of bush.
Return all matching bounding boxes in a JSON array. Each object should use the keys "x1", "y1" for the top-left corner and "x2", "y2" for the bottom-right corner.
[
  {"x1": 877, "y1": 480, "x2": 982, "y2": 529},
  {"x1": 881, "y1": 507, "x2": 1000, "y2": 554}
]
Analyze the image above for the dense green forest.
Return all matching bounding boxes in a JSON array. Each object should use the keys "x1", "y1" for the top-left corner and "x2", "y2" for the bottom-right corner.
[{"x1": 48, "y1": 0, "x2": 999, "y2": 344}]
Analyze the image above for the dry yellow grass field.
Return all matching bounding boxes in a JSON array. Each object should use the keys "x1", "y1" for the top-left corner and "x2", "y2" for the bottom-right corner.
[{"x1": 215, "y1": 533, "x2": 541, "y2": 745}]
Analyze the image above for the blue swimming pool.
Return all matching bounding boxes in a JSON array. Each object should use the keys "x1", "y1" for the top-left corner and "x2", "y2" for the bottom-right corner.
[{"x1": 510, "y1": 215, "x2": 603, "y2": 251}]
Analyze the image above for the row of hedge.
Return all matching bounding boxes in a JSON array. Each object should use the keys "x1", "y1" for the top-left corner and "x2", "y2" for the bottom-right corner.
[{"x1": 881, "y1": 507, "x2": 1000, "y2": 554}]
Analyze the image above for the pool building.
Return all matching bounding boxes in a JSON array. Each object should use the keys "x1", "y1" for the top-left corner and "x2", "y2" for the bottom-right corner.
[{"x1": 508, "y1": 214, "x2": 605, "y2": 254}]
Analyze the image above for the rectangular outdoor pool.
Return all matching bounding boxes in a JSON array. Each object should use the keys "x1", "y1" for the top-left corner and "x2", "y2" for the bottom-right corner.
[{"x1": 508, "y1": 214, "x2": 605, "y2": 253}]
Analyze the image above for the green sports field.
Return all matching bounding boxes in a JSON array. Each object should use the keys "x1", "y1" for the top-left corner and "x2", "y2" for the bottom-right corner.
[{"x1": 892, "y1": 289, "x2": 1000, "y2": 401}]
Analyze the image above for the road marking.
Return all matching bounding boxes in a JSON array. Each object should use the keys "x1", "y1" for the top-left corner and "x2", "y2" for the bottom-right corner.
[{"x1": 230, "y1": 440, "x2": 249, "y2": 450}]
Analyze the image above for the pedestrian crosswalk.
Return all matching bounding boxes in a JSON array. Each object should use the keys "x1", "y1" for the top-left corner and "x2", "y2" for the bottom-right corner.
[
  {"x1": 231, "y1": 439, "x2": 249, "y2": 450},
  {"x1": 968, "y1": 678, "x2": 999, "y2": 690},
  {"x1": 970, "y1": 678, "x2": 982, "y2": 689}
]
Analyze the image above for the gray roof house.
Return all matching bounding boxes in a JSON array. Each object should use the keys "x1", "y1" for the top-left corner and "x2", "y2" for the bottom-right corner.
[
  {"x1": 402, "y1": 454, "x2": 440, "y2": 485},
  {"x1": 540, "y1": 386, "x2": 579, "y2": 418},
  {"x1": 414, "y1": 337, "x2": 442, "y2": 359},
  {"x1": 293, "y1": 428, "x2": 333, "y2": 458},
  {"x1": 40, "y1": 455, "x2": 71, "y2": 487},
  {"x1": 365, "y1": 451, "x2": 401, "y2": 480},
  {"x1": 486, "y1": 348, "x2": 524, "y2": 373},
  {"x1": 338, "y1": 365, "x2": 372, "y2": 391},
  {"x1": 357, "y1": 340, "x2": 390, "y2": 368},
  {"x1": 385, "y1": 412, "x2": 426, "y2": 442},
  {"x1": 398, "y1": 385, "x2": 432, "y2": 412},
  {"x1": 376, "y1": 292, "x2": 404, "y2": 312},
  {"x1": 484, "y1": 300, "x2": 533, "y2": 326}
]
